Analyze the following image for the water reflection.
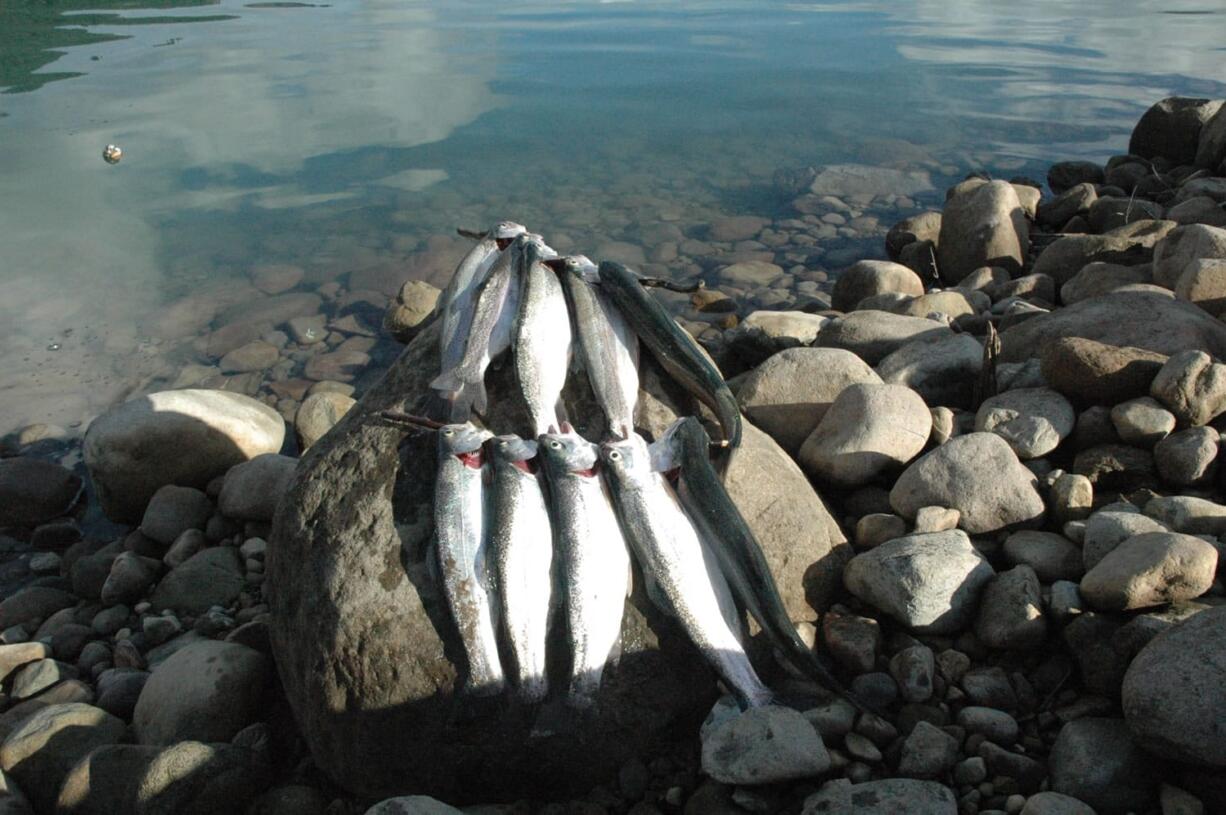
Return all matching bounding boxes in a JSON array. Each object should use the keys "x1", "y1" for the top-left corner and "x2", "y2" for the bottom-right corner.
[{"x1": 0, "y1": 0, "x2": 1224, "y2": 440}]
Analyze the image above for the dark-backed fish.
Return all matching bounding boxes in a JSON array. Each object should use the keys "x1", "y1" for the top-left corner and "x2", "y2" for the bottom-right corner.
[
  {"x1": 654, "y1": 416, "x2": 862, "y2": 709},
  {"x1": 600, "y1": 432, "x2": 771, "y2": 709},
  {"x1": 538, "y1": 428, "x2": 631, "y2": 709},
  {"x1": 555, "y1": 255, "x2": 639, "y2": 439},
  {"x1": 487, "y1": 434, "x2": 554, "y2": 702},
  {"x1": 591, "y1": 260, "x2": 741, "y2": 447},
  {"x1": 433, "y1": 422, "x2": 504, "y2": 695},
  {"x1": 513, "y1": 239, "x2": 570, "y2": 436}
]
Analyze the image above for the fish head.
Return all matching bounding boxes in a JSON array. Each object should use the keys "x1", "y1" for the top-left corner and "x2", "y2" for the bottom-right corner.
[
  {"x1": 438, "y1": 422, "x2": 493, "y2": 461},
  {"x1": 538, "y1": 430, "x2": 600, "y2": 478},
  {"x1": 553, "y1": 254, "x2": 600, "y2": 284},
  {"x1": 489, "y1": 434, "x2": 540, "y2": 473},
  {"x1": 646, "y1": 418, "x2": 689, "y2": 473},
  {"x1": 494, "y1": 221, "x2": 527, "y2": 239},
  {"x1": 599, "y1": 432, "x2": 652, "y2": 481},
  {"x1": 596, "y1": 259, "x2": 638, "y2": 289}
]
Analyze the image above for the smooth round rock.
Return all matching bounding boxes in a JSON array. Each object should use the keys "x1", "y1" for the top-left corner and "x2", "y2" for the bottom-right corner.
[
  {"x1": 975, "y1": 388, "x2": 1074, "y2": 460},
  {"x1": 877, "y1": 333, "x2": 983, "y2": 409},
  {"x1": 138, "y1": 485, "x2": 212, "y2": 546},
  {"x1": 832, "y1": 260, "x2": 924, "y2": 312},
  {"x1": 1080, "y1": 531, "x2": 1218, "y2": 611},
  {"x1": 84, "y1": 389, "x2": 286, "y2": 522},
  {"x1": 815, "y1": 311, "x2": 953, "y2": 366},
  {"x1": 1110, "y1": 397, "x2": 1175, "y2": 448},
  {"x1": 1154, "y1": 427, "x2": 1220, "y2": 485},
  {"x1": 1002, "y1": 531, "x2": 1083, "y2": 582},
  {"x1": 218, "y1": 454, "x2": 296, "y2": 522},
  {"x1": 937, "y1": 180, "x2": 1029, "y2": 283},
  {"x1": 1122, "y1": 605, "x2": 1226, "y2": 767},
  {"x1": 1130, "y1": 97, "x2": 1224, "y2": 165},
  {"x1": 1049, "y1": 717, "x2": 1158, "y2": 814},
  {"x1": 0, "y1": 458, "x2": 82, "y2": 528},
  {"x1": 700, "y1": 706, "x2": 830, "y2": 784},
  {"x1": 295, "y1": 392, "x2": 357, "y2": 451},
  {"x1": 974, "y1": 565, "x2": 1045, "y2": 650}
]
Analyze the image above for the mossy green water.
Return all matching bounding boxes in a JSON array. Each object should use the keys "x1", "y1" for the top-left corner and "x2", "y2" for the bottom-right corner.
[{"x1": 0, "y1": 0, "x2": 233, "y2": 93}]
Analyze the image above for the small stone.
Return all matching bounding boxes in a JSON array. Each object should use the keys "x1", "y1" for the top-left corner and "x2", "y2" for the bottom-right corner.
[
  {"x1": 1158, "y1": 784, "x2": 1205, "y2": 815},
  {"x1": 854, "y1": 514, "x2": 907, "y2": 550},
  {"x1": 1150, "y1": 350, "x2": 1226, "y2": 426},
  {"x1": 898, "y1": 720, "x2": 959, "y2": 779},
  {"x1": 1144, "y1": 494, "x2": 1226, "y2": 535},
  {"x1": 1110, "y1": 397, "x2": 1176, "y2": 447},
  {"x1": 815, "y1": 311, "x2": 953, "y2": 366},
  {"x1": 843, "y1": 732, "x2": 881, "y2": 763},
  {"x1": 1154, "y1": 427, "x2": 1219, "y2": 485},
  {"x1": 975, "y1": 565, "x2": 1046, "y2": 650},
  {"x1": 1019, "y1": 791, "x2": 1097, "y2": 815},
  {"x1": 0, "y1": 458, "x2": 82, "y2": 528},
  {"x1": 295, "y1": 392, "x2": 357, "y2": 450},
  {"x1": 700, "y1": 705, "x2": 830, "y2": 784},
  {"x1": 218, "y1": 454, "x2": 296, "y2": 522},
  {"x1": 150, "y1": 547, "x2": 244, "y2": 615},
  {"x1": 162, "y1": 528, "x2": 206, "y2": 569},
  {"x1": 832, "y1": 260, "x2": 925, "y2": 312},
  {"x1": 219, "y1": 340, "x2": 279, "y2": 374},
  {"x1": 1049, "y1": 717, "x2": 1158, "y2": 813},
  {"x1": 961, "y1": 667, "x2": 1018, "y2": 711},
  {"x1": 1049, "y1": 474, "x2": 1093, "y2": 525},
  {"x1": 1080, "y1": 532, "x2": 1218, "y2": 611},
  {"x1": 937, "y1": 180, "x2": 1029, "y2": 283},
  {"x1": 975, "y1": 388, "x2": 1075, "y2": 460},
  {"x1": 954, "y1": 756, "x2": 988, "y2": 786},
  {"x1": 1049, "y1": 581, "x2": 1084, "y2": 620},
  {"x1": 720, "y1": 261, "x2": 783, "y2": 287},
  {"x1": 957, "y1": 707, "x2": 1019, "y2": 746},
  {"x1": 100, "y1": 552, "x2": 161, "y2": 607},
  {"x1": 804, "y1": 698, "x2": 857, "y2": 739},
  {"x1": 914, "y1": 506, "x2": 960, "y2": 533},
  {"x1": 250, "y1": 263, "x2": 304, "y2": 294},
  {"x1": 801, "y1": 778, "x2": 957, "y2": 815},
  {"x1": 1002, "y1": 531, "x2": 1083, "y2": 582},
  {"x1": 888, "y1": 645, "x2": 935, "y2": 703},
  {"x1": 10, "y1": 659, "x2": 76, "y2": 700},
  {"x1": 0, "y1": 643, "x2": 50, "y2": 685}
]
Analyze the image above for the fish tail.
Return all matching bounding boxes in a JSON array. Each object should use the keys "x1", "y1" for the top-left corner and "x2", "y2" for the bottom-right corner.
[
  {"x1": 429, "y1": 371, "x2": 487, "y2": 422},
  {"x1": 714, "y1": 389, "x2": 743, "y2": 448}
]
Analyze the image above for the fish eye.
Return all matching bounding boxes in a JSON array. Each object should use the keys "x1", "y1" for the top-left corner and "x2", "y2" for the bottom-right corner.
[
  {"x1": 443, "y1": 429, "x2": 454, "y2": 436},
  {"x1": 549, "y1": 440, "x2": 561, "y2": 450},
  {"x1": 608, "y1": 450, "x2": 621, "y2": 460}
]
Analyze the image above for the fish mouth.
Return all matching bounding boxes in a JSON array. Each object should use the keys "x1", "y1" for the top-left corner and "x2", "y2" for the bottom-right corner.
[
  {"x1": 572, "y1": 462, "x2": 600, "y2": 478},
  {"x1": 456, "y1": 451, "x2": 484, "y2": 469},
  {"x1": 511, "y1": 458, "x2": 539, "y2": 474}
]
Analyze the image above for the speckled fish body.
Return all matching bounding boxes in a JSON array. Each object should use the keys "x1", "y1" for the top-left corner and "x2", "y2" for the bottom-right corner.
[
  {"x1": 487, "y1": 434, "x2": 554, "y2": 702},
  {"x1": 429, "y1": 235, "x2": 529, "y2": 419},
  {"x1": 656, "y1": 416, "x2": 861, "y2": 709},
  {"x1": 557, "y1": 255, "x2": 639, "y2": 439},
  {"x1": 600, "y1": 432, "x2": 770, "y2": 709},
  {"x1": 593, "y1": 260, "x2": 741, "y2": 448},
  {"x1": 438, "y1": 221, "x2": 527, "y2": 383},
  {"x1": 538, "y1": 429, "x2": 631, "y2": 709},
  {"x1": 434, "y1": 422, "x2": 504, "y2": 695},
  {"x1": 513, "y1": 237, "x2": 569, "y2": 437}
]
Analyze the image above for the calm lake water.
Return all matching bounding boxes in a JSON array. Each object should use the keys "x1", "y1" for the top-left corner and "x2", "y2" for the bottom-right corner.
[{"x1": 2, "y1": 0, "x2": 1225, "y2": 439}]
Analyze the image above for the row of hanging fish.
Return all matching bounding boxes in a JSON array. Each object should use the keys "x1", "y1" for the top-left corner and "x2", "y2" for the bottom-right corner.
[{"x1": 384, "y1": 222, "x2": 862, "y2": 714}]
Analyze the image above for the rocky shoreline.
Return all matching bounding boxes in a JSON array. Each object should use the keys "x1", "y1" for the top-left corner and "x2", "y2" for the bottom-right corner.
[{"x1": 1, "y1": 95, "x2": 1226, "y2": 814}]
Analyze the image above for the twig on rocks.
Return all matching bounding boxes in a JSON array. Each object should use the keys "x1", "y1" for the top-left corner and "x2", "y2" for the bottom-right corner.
[{"x1": 973, "y1": 321, "x2": 1000, "y2": 409}]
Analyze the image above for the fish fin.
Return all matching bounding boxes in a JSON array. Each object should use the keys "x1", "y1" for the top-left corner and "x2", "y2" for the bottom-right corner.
[
  {"x1": 647, "y1": 434, "x2": 680, "y2": 472},
  {"x1": 554, "y1": 398, "x2": 570, "y2": 430}
]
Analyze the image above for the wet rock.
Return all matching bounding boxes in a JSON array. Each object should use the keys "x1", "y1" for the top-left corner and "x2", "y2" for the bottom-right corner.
[
  {"x1": 217, "y1": 292, "x2": 322, "y2": 333},
  {"x1": 1152, "y1": 223, "x2": 1226, "y2": 289},
  {"x1": 1130, "y1": 97, "x2": 1224, "y2": 165},
  {"x1": 139, "y1": 485, "x2": 212, "y2": 546},
  {"x1": 701, "y1": 705, "x2": 830, "y2": 784},
  {"x1": 218, "y1": 454, "x2": 296, "y2": 522},
  {"x1": 975, "y1": 388, "x2": 1074, "y2": 460},
  {"x1": 1001, "y1": 291, "x2": 1226, "y2": 365},
  {"x1": 815, "y1": 311, "x2": 953, "y2": 366},
  {"x1": 975, "y1": 565, "x2": 1045, "y2": 650},
  {"x1": 832, "y1": 261, "x2": 924, "y2": 312},
  {"x1": 1122, "y1": 605, "x2": 1226, "y2": 767},
  {"x1": 1080, "y1": 532, "x2": 1217, "y2": 611},
  {"x1": 250, "y1": 263, "x2": 304, "y2": 295},
  {"x1": 296, "y1": 392, "x2": 357, "y2": 451},
  {"x1": 843, "y1": 530, "x2": 994, "y2": 634},
  {"x1": 100, "y1": 552, "x2": 161, "y2": 607},
  {"x1": 1002, "y1": 531, "x2": 1083, "y2": 582},
  {"x1": 1110, "y1": 397, "x2": 1175, "y2": 447},
  {"x1": 0, "y1": 703, "x2": 125, "y2": 814},
  {"x1": 734, "y1": 348, "x2": 881, "y2": 454},
  {"x1": 133, "y1": 640, "x2": 270, "y2": 745},
  {"x1": 709, "y1": 216, "x2": 769, "y2": 242},
  {"x1": 0, "y1": 458, "x2": 82, "y2": 528},
  {"x1": 84, "y1": 389, "x2": 286, "y2": 522},
  {"x1": 220, "y1": 340, "x2": 279, "y2": 374},
  {"x1": 806, "y1": 163, "x2": 935, "y2": 199},
  {"x1": 802, "y1": 778, "x2": 956, "y2": 814},
  {"x1": 150, "y1": 547, "x2": 244, "y2": 614},
  {"x1": 798, "y1": 383, "x2": 931, "y2": 487},
  {"x1": 1049, "y1": 717, "x2": 1158, "y2": 814},
  {"x1": 877, "y1": 333, "x2": 982, "y2": 409},
  {"x1": 304, "y1": 349, "x2": 371, "y2": 382},
  {"x1": 1040, "y1": 338, "x2": 1166, "y2": 404},
  {"x1": 890, "y1": 433, "x2": 1045, "y2": 534},
  {"x1": 720, "y1": 261, "x2": 783, "y2": 287},
  {"x1": 1150, "y1": 350, "x2": 1226, "y2": 426},
  {"x1": 1154, "y1": 426, "x2": 1219, "y2": 485},
  {"x1": 937, "y1": 180, "x2": 1029, "y2": 283}
]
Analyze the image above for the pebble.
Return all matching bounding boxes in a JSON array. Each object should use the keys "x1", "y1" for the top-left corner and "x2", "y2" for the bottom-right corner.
[
  {"x1": 877, "y1": 333, "x2": 983, "y2": 409},
  {"x1": 822, "y1": 610, "x2": 881, "y2": 674},
  {"x1": 888, "y1": 645, "x2": 935, "y2": 703},
  {"x1": 1049, "y1": 717, "x2": 1158, "y2": 813},
  {"x1": 898, "y1": 721, "x2": 959, "y2": 779},
  {"x1": 1002, "y1": 531, "x2": 1083, "y2": 582},
  {"x1": 974, "y1": 565, "x2": 1046, "y2": 650},
  {"x1": 1110, "y1": 397, "x2": 1176, "y2": 447},
  {"x1": 799, "y1": 383, "x2": 932, "y2": 486},
  {"x1": 832, "y1": 260, "x2": 925, "y2": 311},
  {"x1": 975, "y1": 388, "x2": 1075, "y2": 460},
  {"x1": 700, "y1": 705, "x2": 830, "y2": 784},
  {"x1": 218, "y1": 453, "x2": 297, "y2": 522},
  {"x1": 854, "y1": 513, "x2": 907, "y2": 549},
  {"x1": 1081, "y1": 531, "x2": 1217, "y2": 611}
]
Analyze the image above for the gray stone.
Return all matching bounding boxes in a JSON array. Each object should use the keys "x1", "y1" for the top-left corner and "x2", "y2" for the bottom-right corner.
[
  {"x1": 84, "y1": 389, "x2": 286, "y2": 522},
  {"x1": 956, "y1": 706, "x2": 1019, "y2": 746},
  {"x1": 1197, "y1": 104, "x2": 1226, "y2": 168},
  {"x1": 0, "y1": 458, "x2": 82, "y2": 528},
  {"x1": 0, "y1": 645, "x2": 50, "y2": 686},
  {"x1": 1123, "y1": 605, "x2": 1226, "y2": 767},
  {"x1": 877, "y1": 333, "x2": 982, "y2": 409},
  {"x1": 720, "y1": 260, "x2": 783, "y2": 287},
  {"x1": 816, "y1": 311, "x2": 953, "y2": 366},
  {"x1": 1144, "y1": 494, "x2": 1226, "y2": 535},
  {"x1": 1151, "y1": 350, "x2": 1226, "y2": 426},
  {"x1": 364, "y1": 797, "x2": 464, "y2": 815},
  {"x1": 1032, "y1": 224, "x2": 1172, "y2": 289},
  {"x1": 802, "y1": 778, "x2": 956, "y2": 815},
  {"x1": 893, "y1": 290, "x2": 977, "y2": 319},
  {"x1": 700, "y1": 705, "x2": 830, "y2": 784},
  {"x1": 1002, "y1": 531, "x2": 1083, "y2": 582},
  {"x1": 0, "y1": 588, "x2": 76, "y2": 633},
  {"x1": 219, "y1": 340, "x2": 279, "y2": 374},
  {"x1": 975, "y1": 565, "x2": 1046, "y2": 650},
  {"x1": 10, "y1": 659, "x2": 75, "y2": 700},
  {"x1": 913, "y1": 506, "x2": 960, "y2": 533},
  {"x1": 1020, "y1": 791, "x2": 1097, "y2": 815},
  {"x1": 0, "y1": 703, "x2": 126, "y2": 814},
  {"x1": 295, "y1": 392, "x2": 356, "y2": 451},
  {"x1": 735, "y1": 348, "x2": 881, "y2": 454},
  {"x1": 1040, "y1": 337, "x2": 1166, "y2": 405},
  {"x1": 100, "y1": 552, "x2": 161, "y2": 607},
  {"x1": 890, "y1": 433, "x2": 1045, "y2": 534},
  {"x1": 1130, "y1": 97, "x2": 1224, "y2": 165},
  {"x1": 843, "y1": 530, "x2": 994, "y2": 634},
  {"x1": 133, "y1": 640, "x2": 270, "y2": 745},
  {"x1": 1038, "y1": 182, "x2": 1098, "y2": 229},
  {"x1": 1049, "y1": 717, "x2": 1158, "y2": 814},
  {"x1": 886, "y1": 210, "x2": 942, "y2": 261},
  {"x1": 937, "y1": 180, "x2": 1029, "y2": 283},
  {"x1": 897, "y1": 721, "x2": 958, "y2": 779},
  {"x1": 888, "y1": 645, "x2": 934, "y2": 703},
  {"x1": 1080, "y1": 532, "x2": 1218, "y2": 611},
  {"x1": 95, "y1": 668, "x2": 149, "y2": 720},
  {"x1": 1110, "y1": 397, "x2": 1176, "y2": 447},
  {"x1": 975, "y1": 388, "x2": 1074, "y2": 459},
  {"x1": 1072, "y1": 444, "x2": 1156, "y2": 492},
  {"x1": 162, "y1": 529, "x2": 206, "y2": 569},
  {"x1": 1087, "y1": 196, "x2": 1164, "y2": 234},
  {"x1": 798, "y1": 384, "x2": 931, "y2": 487},
  {"x1": 150, "y1": 547, "x2": 244, "y2": 615},
  {"x1": 218, "y1": 454, "x2": 296, "y2": 522},
  {"x1": 978, "y1": 740, "x2": 1045, "y2": 794},
  {"x1": 854, "y1": 514, "x2": 907, "y2": 550},
  {"x1": 1152, "y1": 224, "x2": 1226, "y2": 289},
  {"x1": 822, "y1": 611, "x2": 881, "y2": 674},
  {"x1": 833, "y1": 261, "x2": 924, "y2": 312},
  {"x1": 1060, "y1": 261, "x2": 1153, "y2": 306}
]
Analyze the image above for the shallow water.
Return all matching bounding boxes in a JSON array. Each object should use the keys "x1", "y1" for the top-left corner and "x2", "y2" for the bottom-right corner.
[{"x1": 1, "y1": 0, "x2": 1225, "y2": 438}]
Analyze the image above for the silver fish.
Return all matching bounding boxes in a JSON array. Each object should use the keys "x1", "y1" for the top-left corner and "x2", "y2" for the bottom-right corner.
[
  {"x1": 538, "y1": 428, "x2": 631, "y2": 709},
  {"x1": 556, "y1": 255, "x2": 640, "y2": 439},
  {"x1": 487, "y1": 434, "x2": 554, "y2": 702},
  {"x1": 430, "y1": 235, "x2": 531, "y2": 419},
  {"x1": 438, "y1": 221, "x2": 527, "y2": 385},
  {"x1": 600, "y1": 432, "x2": 772, "y2": 710},
  {"x1": 433, "y1": 422, "x2": 504, "y2": 695},
  {"x1": 513, "y1": 238, "x2": 570, "y2": 437}
]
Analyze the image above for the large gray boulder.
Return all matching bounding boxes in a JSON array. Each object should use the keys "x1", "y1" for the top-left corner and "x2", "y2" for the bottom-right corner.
[
  {"x1": 1031, "y1": 222, "x2": 1174, "y2": 288},
  {"x1": 937, "y1": 180, "x2": 1029, "y2": 283},
  {"x1": 1130, "y1": 97, "x2": 1224, "y2": 165},
  {"x1": 798, "y1": 383, "x2": 931, "y2": 487},
  {"x1": 267, "y1": 324, "x2": 851, "y2": 802},
  {"x1": 84, "y1": 389, "x2": 285, "y2": 522},
  {"x1": 1152, "y1": 223, "x2": 1226, "y2": 289},
  {"x1": 832, "y1": 260, "x2": 924, "y2": 312},
  {"x1": 1000, "y1": 290, "x2": 1226, "y2": 364},
  {"x1": 815, "y1": 311, "x2": 953, "y2": 366},
  {"x1": 1122, "y1": 605, "x2": 1226, "y2": 767},
  {"x1": 1049, "y1": 717, "x2": 1159, "y2": 814}
]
